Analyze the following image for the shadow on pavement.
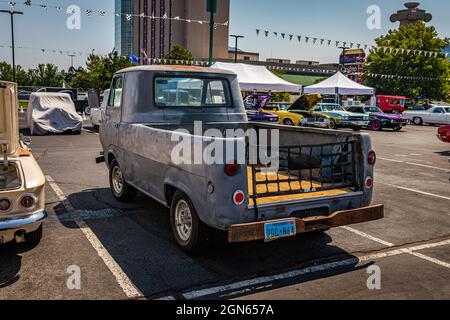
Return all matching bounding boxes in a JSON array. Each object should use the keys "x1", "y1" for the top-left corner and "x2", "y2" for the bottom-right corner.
[
  {"x1": 47, "y1": 188, "x2": 365, "y2": 298},
  {"x1": 0, "y1": 241, "x2": 40, "y2": 289}
]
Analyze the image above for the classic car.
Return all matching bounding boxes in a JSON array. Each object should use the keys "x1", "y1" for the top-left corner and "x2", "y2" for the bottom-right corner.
[
  {"x1": 0, "y1": 81, "x2": 47, "y2": 245},
  {"x1": 403, "y1": 106, "x2": 450, "y2": 126},
  {"x1": 286, "y1": 93, "x2": 331, "y2": 128},
  {"x1": 90, "y1": 89, "x2": 110, "y2": 128},
  {"x1": 27, "y1": 92, "x2": 83, "y2": 135},
  {"x1": 243, "y1": 94, "x2": 279, "y2": 123},
  {"x1": 312, "y1": 103, "x2": 370, "y2": 131},
  {"x1": 437, "y1": 125, "x2": 450, "y2": 143},
  {"x1": 347, "y1": 105, "x2": 409, "y2": 131},
  {"x1": 262, "y1": 103, "x2": 303, "y2": 126},
  {"x1": 97, "y1": 65, "x2": 383, "y2": 253}
]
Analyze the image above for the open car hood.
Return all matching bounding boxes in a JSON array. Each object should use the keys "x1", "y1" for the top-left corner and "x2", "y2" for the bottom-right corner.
[
  {"x1": 288, "y1": 93, "x2": 323, "y2": 111},
  {"x1": 0, "y1": 81, "x2": 20, "y2": 155}
]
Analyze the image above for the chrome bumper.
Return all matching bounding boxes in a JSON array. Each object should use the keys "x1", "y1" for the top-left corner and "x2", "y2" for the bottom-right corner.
[{"x1": 0, "y1": 210, "x2": 47, "y2": 244}]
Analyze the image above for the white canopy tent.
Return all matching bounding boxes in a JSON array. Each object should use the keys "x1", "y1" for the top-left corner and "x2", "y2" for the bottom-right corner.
[
  {"x1": 303, "y1": 72, "x2": 375, "y2": 96},
  {"x1": 211, "y1": 62, "x2": 302, "y2": 92}
]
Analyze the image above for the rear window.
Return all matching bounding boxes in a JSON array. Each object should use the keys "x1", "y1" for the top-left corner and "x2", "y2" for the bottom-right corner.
[{"x1": 154, "y1": 77, "x2": 231, "y2": 107}]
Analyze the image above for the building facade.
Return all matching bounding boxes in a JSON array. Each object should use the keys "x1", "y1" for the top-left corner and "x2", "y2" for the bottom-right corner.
[{"x1": 115, "y1": 0, "x2": 230, "y2": 61}]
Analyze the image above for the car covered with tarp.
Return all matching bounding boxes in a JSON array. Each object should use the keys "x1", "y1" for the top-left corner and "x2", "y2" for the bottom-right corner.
[{"x1": 27, "y1": 92, "x2": 83, "y2": 135}]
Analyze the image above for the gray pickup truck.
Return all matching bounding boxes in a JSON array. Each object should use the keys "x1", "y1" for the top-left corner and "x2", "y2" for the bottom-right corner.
[{"x1": 97, "y1": 65, "x2": 383, "y2": 253}]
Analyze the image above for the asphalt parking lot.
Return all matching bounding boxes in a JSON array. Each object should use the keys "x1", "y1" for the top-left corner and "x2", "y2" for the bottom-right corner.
[{"x1": 0, "y1": 116, "x2": 449, "y2": 300}]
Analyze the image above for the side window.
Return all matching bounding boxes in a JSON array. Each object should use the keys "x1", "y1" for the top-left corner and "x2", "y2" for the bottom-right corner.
[
  {"x1": 205, "y1": 80, "x2": 228, "y2": 105},
  {"x1": 433, "y1": 108, "x2": 444, "y2": 114},
  {"x1": 108, "y1": 76, "x2": 123, "y2": 108}
]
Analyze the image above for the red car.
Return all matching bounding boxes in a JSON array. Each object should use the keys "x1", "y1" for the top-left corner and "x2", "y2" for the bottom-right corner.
[{"x1": 437, "y1": 125, "x2": 450, "y2": 143}]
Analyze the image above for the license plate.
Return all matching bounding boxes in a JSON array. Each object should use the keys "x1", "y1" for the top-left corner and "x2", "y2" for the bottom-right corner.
[{"x1": 264, "y1": 220, "x2": 297, "y2": 242}]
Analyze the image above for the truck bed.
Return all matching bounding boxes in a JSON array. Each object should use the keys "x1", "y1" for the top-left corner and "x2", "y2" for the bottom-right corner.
[{"x1": 247, "y1": 167, "x2": 350, "y2": 206}]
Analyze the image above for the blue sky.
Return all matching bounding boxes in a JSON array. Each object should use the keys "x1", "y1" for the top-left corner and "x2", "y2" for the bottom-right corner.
[{"x1": 0, "y1": 0, "x2": 449, "y2": 70}]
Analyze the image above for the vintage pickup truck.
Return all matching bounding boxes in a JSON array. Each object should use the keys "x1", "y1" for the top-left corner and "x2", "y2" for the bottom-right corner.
[
  {"x1": 0, "y1": 81, "x2": 46, "y2": 245},
  {"x1": 97, "y1": 66, "x2": 383, "y2": 253}
]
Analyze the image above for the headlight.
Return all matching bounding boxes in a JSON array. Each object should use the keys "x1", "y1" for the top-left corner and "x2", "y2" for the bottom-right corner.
[
  {"x1": 0, "y1": 198, "x2": 12, "y2": 211},
  {"x1": 20, "y1": 194, "x2": 36, "y2": 209}
]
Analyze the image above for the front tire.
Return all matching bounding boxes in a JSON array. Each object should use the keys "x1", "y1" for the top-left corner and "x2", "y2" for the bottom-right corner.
[
  {"x1": 413, "y1": 117, "x2": 423, "y2": 125},
  {"x1": 170, "y1": 191, "x2": 208, "y2": 253},
  {"x1": 370, "y1": 120, "x2": 382, "y2": 131},
  {"x1": 109, "y1": 159, "x2": 137, "y2": 202},
  {"x1": 283, "y1": 118, "x2": 294, "y2": 126},
  {"x1": 329, "y1": 119, "x2": 337, "y2": 129}
]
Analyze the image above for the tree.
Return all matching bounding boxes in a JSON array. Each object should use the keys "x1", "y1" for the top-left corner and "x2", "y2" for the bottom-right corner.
[
  {"x1": 70, "y1": 52, "x2": 132, "y2": 90},
  {"x1": 0, "y1": 61, "x2": 13, "y2": 81},
  {"x1": 363, "y1": 22, "x2": 449, "y2": 101},
  {"x1": 29, "y1": 64, "x2": 65, "y2": 87},
  {"x1": 163, "y1": 45, "x2": 193, "y2": 63}
]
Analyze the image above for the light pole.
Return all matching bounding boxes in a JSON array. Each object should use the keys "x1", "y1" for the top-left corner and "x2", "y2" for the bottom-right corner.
[
  {"x1": 230, "y1": 35, "x2": 244, "y2": 63},
  {"x1": 207, "y1": 0, "x2": 217, "y2": 66},
  {"x1": 0, "y1": 10, "x2": 24, "y2": 83},
  {"x1": 68, "y1": 54, "x2": 76, "y2": 69}
]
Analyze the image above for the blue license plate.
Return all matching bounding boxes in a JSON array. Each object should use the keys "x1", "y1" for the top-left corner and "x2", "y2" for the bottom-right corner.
[{"x1": 264, "y1": 220, "x2": 297, "y2": 242}]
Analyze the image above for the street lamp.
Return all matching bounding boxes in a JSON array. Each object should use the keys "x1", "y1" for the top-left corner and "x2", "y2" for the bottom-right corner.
[
  {"x1": 207, "y1": 0, "x2": 217, "y2": 67},
  {"x1": 0, "y1": 10, "x2": 24, "y2": 83},
  {"x1": 230, "y1": 35, "x2": 244, "y2": 63}
]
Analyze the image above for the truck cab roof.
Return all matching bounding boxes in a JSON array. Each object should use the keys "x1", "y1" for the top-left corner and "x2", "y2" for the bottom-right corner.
[{"x1": 117, "y1": 65, "x2": 236, "y2": 76}]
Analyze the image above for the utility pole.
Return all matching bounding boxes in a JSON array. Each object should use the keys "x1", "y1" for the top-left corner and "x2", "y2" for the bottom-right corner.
[
  {"x1": 0, "y1": 10, "x2": 24, "y2": 83},
  {"x1": 230, "y1": 35, "x2": 244, "y2": 63},
  {"x1": 338, "y1": 46, "x2": 350, "y2": 73},
  {"x1": 207, "y1": 0, "x2": 217, "y2": 66}
]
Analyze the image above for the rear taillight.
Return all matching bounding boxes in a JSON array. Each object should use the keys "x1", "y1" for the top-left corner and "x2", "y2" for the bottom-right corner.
[
  {"x1": 368, "y1": 151, "x2": 376, "y2": 165},
  {"x1": 225, "y1": 163, "x2": 239, "y2": 177},
  {"x1": 233, "y1": 190, "x2": 245, "y2": 205},
  {"x1": 365, "y1": 177, "x2": 374, "y2": 189},
  {"x1": 0, "y1": 198, "x2": 12, "y2": 211},
  {"x1": 20, "y1": 195, "x2": 35, "y2": 209}
]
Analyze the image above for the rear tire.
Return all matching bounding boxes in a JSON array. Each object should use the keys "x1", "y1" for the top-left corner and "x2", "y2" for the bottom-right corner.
[
  {"x1": 25, "y1": 224, "x2": 43, "y2": 244},
  {"x1": 170, "y1": 191, "x2": 208, "y2": 254},
  {"x1": 109, "y1": 159, "x2": 137, "y2": 202}
]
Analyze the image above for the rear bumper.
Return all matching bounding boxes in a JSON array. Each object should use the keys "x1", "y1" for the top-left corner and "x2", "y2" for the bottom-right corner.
[
  {"x1": 228, "y1": 204, "x2": 384, "y2": 243},
  {"x1": 0, "y1": 210, "x2": 47, "y2": 244}
]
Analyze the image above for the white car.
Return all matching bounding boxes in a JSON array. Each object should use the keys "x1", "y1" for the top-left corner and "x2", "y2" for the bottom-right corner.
[
  {"x1": 90, "y1": 89, "x2": 110, "y2": 128},
  {"x1": 403, "y1": 106, "x2": 450, "y2": 125}
]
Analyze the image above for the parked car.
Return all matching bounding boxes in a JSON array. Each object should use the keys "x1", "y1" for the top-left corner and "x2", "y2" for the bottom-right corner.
[
  {"x1": 262, "y1": 103, "x2": 303, "y2": 126},
  {"x1": 403, "y1": 106, "x2": 450, "y2": 126},
  {"x1": 18, "y1": 90, "x2": 32, "y2": 101},
  {"x1": 373, "y1": 95, "x2": 406, "y2": 113},
  {"x1": 347, "y1": 106, "x2": 409, "y2": 131},
  {"x1": 286, "y1": 93, "x2": 331, "y2": 128},
  {"x1": 437, "y1": 125, "x2": 450, "y2": 143},
  {"x1": 27, "y1": 92, "x2": 83, "y2": 135},
  {"x1": 312, "y1": 103, "x2": 370, "y2": 131},
  {"x1": 0, "y1": 81, "x2": 47, "y2": 245},
  {"x1": 90, "y1": 89, "x2": 110, "y2": 128},
  {"x1": 97, "y1": 65, "x2": 383, "y2": 253},
  {"x1": 243, "y1": 94, "x2": 279, "y2": 123}
]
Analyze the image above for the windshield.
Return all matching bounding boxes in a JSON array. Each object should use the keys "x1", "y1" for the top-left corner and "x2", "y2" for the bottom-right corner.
[
  {"x1": 365, "y1": 107, "x2": 383, "y2": 113},
  {"x1": 154, "y1": 77, "x2": 231, "y2": 107},
  {"x1": 320, "y1": 104, "x2": 345, "y2": 112}
]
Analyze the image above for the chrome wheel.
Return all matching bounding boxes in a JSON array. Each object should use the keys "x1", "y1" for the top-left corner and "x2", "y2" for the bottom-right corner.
[
  {"x1": 112, "y1": 166, "x2": 124, "y2": 194},
  {"x1": 175, "y1": 199, "x2": 193, "y2": 242}
]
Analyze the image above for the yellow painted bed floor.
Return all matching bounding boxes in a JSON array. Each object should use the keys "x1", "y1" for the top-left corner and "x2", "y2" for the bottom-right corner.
[{"x1": 247, "y1": 167, "x2": 349, "y2": 206}]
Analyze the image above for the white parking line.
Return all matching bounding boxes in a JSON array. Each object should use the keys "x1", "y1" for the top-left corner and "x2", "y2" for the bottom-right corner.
[
  {"x1": 378, "y1": 157, "x2": 449, "y2": 172},
  {"x1": 46, "y1": 176, "x2": 144, "y2": 300},
  {"x1": 342, "y1": 226, "x2": 450, "y2": 270},
  {"x1": 378, "y1": 182, "x2": 450, "y2": 201},
  {"x1": 161, "y1": 238, "x2": 450, "y2": 300}
]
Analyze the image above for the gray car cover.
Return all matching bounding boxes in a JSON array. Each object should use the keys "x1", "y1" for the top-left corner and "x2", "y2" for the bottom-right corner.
[{"x1": 27, "y1": 92, "x2": 83, "y2": 135}]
